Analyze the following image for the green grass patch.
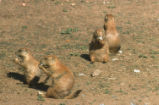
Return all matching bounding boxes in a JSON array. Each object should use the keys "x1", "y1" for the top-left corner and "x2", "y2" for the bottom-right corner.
[
  {"x1": 150, "y1": 55, "x2": 156, "y2": 59},
  {"x1": 116, "y1": 89, "x2": 128, "y2": 95},
  {"x1": 104, "y1": 89, "x2": 111, "y2": 94},
  {"x1": 107, "y1": 5, "x2": 116, "y2": 9},
  {"x1": 22, "y1": 25, "x2": 27, "y2": 29},
  {"x1": 62, "y1": 44, "x2": 87, "y2": 50},
  {"x1": 60, "y1": 28, "x2": 78, "y2": 34},
  {"x1": 55, "y1": 1, "x2": 60, "y2": 5},
  {"x1": 138, "y1": 54, "x2": 147, "y2": 58},
  {"x1": 0, "y1": 52, "x2": 6, "y2": 59},
  {"x1": 63, "y1": 9, "x2": 68, "y2": 12},
  {"x1": 122, "y1": 31, "x2": 130, "y2": 35},
  {"x1": 37, "y1": 94, "x2": 45, "y2": 101},
  {"x1": 150, "y1": 50, "x2": 159, "y2": 54}
]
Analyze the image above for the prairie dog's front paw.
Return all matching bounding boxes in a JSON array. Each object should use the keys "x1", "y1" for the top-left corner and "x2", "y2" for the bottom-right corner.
[{"x1": 98, "y1": 36, "x2": 103, "y2": 40}]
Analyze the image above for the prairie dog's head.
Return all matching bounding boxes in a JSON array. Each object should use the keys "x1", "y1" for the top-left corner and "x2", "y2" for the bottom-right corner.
[
  {"x1": 40, "y1": 55, "x2": 58, "y2": 69},
  {"x1": 93, "y1": 29, "x2": 105, "y2": 43},
  {"x1": 15, "y1": 48, "x2": 31, "y2": 60},
  {"x1": 105, "y1": 14, "x2": 115, "y2": 22}
]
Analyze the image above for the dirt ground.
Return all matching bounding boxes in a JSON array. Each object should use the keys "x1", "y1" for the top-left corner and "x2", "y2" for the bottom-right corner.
[{"x1": 0, "y1": 0, "x2": 159, "y2": 105}]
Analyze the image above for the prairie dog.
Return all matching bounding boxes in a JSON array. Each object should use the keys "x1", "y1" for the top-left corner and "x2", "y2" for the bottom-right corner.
[
  {"x1": 14, "y1": 48, "x2": 41, "y2": 85},
  {"x1": 39, "y1": 55, "x2": 81, "y2": 99},
  {"x1": 104, "y1": 14, "x2": 121, "y2": 53},
  {"x1": 89, "y1": 28, "x2": 109, "y2": 63}
]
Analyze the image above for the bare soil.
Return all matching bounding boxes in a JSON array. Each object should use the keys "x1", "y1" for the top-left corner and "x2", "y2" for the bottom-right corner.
[{"x1": 0, "y1": 0, "x2": 159, "y2": 105}]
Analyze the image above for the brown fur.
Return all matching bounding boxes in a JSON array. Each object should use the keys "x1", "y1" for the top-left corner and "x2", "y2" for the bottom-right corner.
[
  {"x1": 39, "y1": 55, "x2": 81, "y2": 99},
  {"x1": 89, "y1": 28, "x2": 109, "y2": 63},
  {"x1": 104, "y1": 14, "x2": 121, "y2": 53},
  {"x1": 14, "y1": 48, "x2": 41, "y2": 85}
]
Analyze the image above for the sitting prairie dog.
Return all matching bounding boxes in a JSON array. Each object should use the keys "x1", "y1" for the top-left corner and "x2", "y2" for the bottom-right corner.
[
  {"x1": 14, "y1": 48, "x2": 41, "y2": 85},
  {"x1": 104, "y1": 14, "x2": 121, "y2": 53},
  {"x1": 89, "y1": 28, "x2": 109, "y2": 63},
  {"x1": 39, "y1": 55, "x2": 81, "y2": 99}
]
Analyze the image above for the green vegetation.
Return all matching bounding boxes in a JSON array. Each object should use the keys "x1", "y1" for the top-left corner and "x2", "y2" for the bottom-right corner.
[
  {"x1": 61, "y1": 28, "x2": 78, "y2": 34},
  {"x1": 37, "y1": 94, "x2": 45, "y2": 101}
]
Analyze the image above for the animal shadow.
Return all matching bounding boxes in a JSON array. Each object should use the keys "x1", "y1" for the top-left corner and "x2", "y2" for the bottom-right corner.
[
  {"x1": 7, "y1": 72, "x2": 49, "y2": 91},
  {"x1": 80, "y1": 54, "x2": 90, "y2": 61}
]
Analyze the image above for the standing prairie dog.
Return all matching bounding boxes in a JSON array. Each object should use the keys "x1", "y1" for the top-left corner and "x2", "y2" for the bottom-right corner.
[
  {"x1": 14, "y1": 48, "x2": 41, "y2": 85},
  {"x1": 39, "y1": 55, "x2": 81, "y2": 99},
  {"x1": 89, "y1": 28, "x2": 109, "y2": 63},
  {"x1": 104, "y1": 14, "x2": 121, "y2": 53}
]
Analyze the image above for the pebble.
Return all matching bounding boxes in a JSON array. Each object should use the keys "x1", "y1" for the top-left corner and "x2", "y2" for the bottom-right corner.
[
  {"x1": 103, "y1": 1, "x2": 106, "y2": 4},
  {"x1": 78, "y1": 73, "x2": 85, "y2": 76},
  {"x1": 134, "y1": 69, "x2": 140, "y2": 73},
  {"x1": 118, "y1": 50, "x2": 123, "y2": 54},
  {"x1": 71, "y1": 3, "x2": 76, "y2": 6},
  {"x1": 112, "y1": 58, "x2": 119, "y2": 61},
  {"x1": 38, "y1": 91, "x2": 43, "y2": 95},
  {"x1": 108, "y1": 77, "x2": 116, "y2": 80},
  {"x1": 91, "y1": 69, "x2": 102, "y2": 77},
  {"x1": 22, "y1": 3, "x2": 26, "y2": 6},
  {"x1": 130, "y1": 102, "x2": 136, "y2": 105}
]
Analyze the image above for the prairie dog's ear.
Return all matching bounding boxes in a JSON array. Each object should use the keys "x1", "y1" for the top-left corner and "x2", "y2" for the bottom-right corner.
[{"x1": 105, "y1": 14, "x2": 115, "y2": 22}]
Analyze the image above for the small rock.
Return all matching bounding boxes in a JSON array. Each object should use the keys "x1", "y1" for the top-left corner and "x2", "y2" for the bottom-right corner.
[
  {"x1": 108, "y1": 77, "x2": 116, "y2": 80},
  {"x1": 134, "y1": 69, "x2": 140, "y2": 73},
  {"x1": 91, "y1": 69, "x2": 102, "y2": 77},
  {"x1": 103, "y1": 0, "x2": 106, "y2": 4},
  {"x1": 85, "y1": 0, "x2": 89, "y2": 3},
  {"x1": 22, "y1": 3, "x2": 26, "y2": 6},
  {"x1": 112, "y1": 58, "x2": 119, "y2": 61},
  {"x1": 100, "y1": 104, "x2": 105, "y2": 105},
  {"x1": 157, "y1": 18, "x2": 159, "y2": 22},
  {"x1": 71, "y1": 3, "x2": 76, "y2": 6},
  {"x1": 130, "y1": 102, "x2": 136, "y2": 105},
  {"x1": 118, "y1": 50, "x2": 123, "y2": 54},
  {"x1": 78, "y1": 73, "x2": 85, "y2": 76},
  {"x1": 144, "y1": 103, "x2": 150, "y2": 105},
  {"x1": 81, "y1": 94, "x2": 85, "y2": 97},
  {"x1": 38, "y1": 91, "x2": 44, "y2": 95}
]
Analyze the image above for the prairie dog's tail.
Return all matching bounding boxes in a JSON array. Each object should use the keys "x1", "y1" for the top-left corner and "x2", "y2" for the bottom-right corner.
[{"x1": 64, "y1": 90, "x2": 82, "y2": 99}]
